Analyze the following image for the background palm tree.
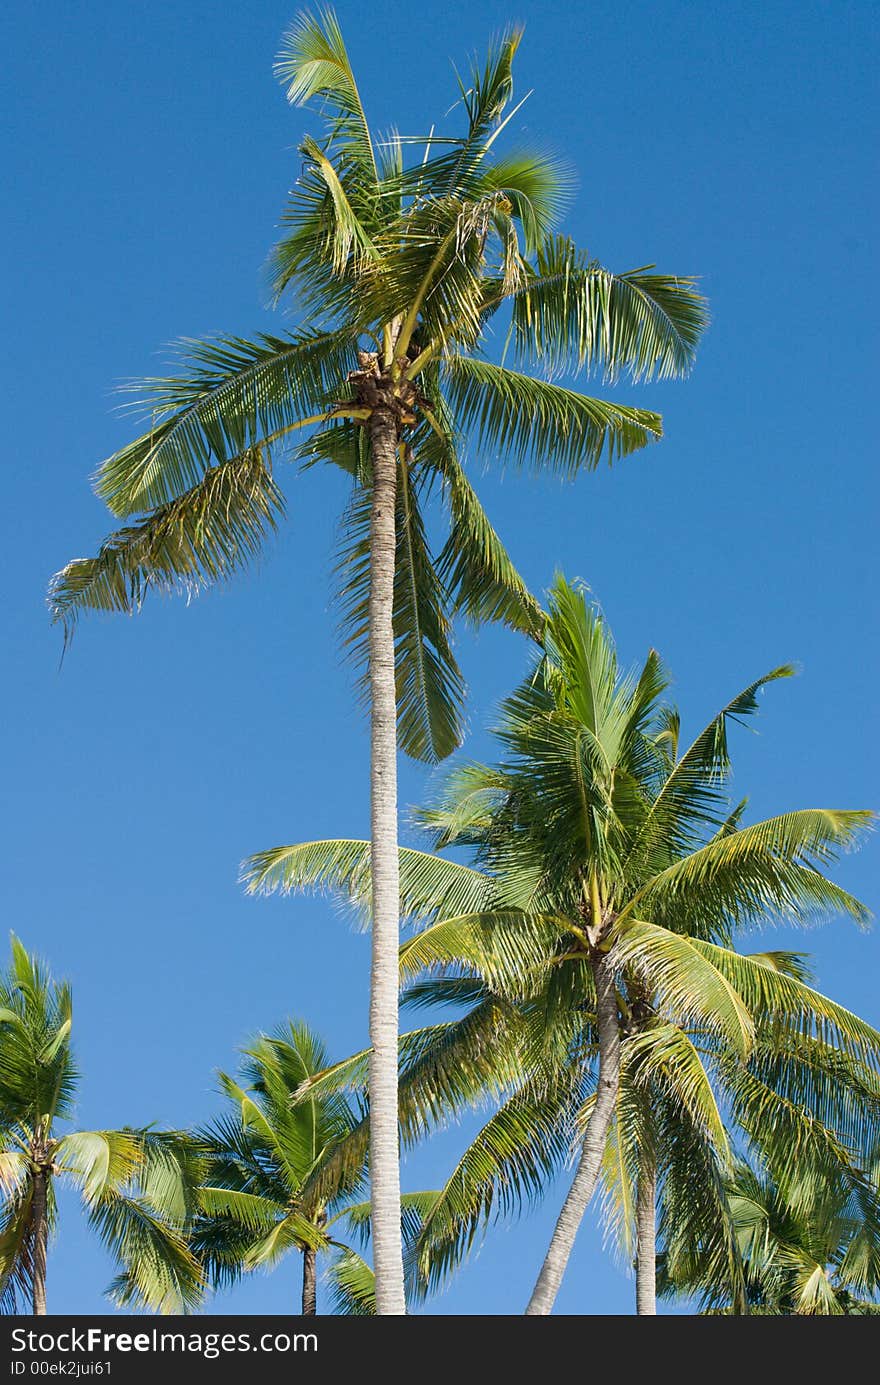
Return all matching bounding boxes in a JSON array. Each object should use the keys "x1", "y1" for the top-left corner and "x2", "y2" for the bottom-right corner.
[
  {"x1": 0, "y1": 936, "x2": 201, "y2": 1314},
  {"x1": 595, "y1": 946, "x2": 880, "y2": 1313},
  {"x1": 659, "y1": 1147, "x2": 880, "y2": 1314},
  {"x1": 48, "y1": 12, "x2": 706, "y2": 1311},
  {"x1": 245, "y1": 574, "x2": 874, "y2": 1313},
  {"x1": 193, "y1": 1019, "x2": 436, "y2": 1314}
]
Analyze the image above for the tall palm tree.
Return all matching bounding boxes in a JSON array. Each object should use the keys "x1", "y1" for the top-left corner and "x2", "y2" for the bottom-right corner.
[
  {"x1": 193, "y1": 1020, "x2": 436, "y2": 1314},
  {"x1": 0, "y1": 936, "x2": 202, "y2": 1314},
  {"x1": 244, "y1": 574, "x2": 873, "y2": 1313},
  {"x1": 48, "y1": 13, "x2": 707, "y2": 1310}
]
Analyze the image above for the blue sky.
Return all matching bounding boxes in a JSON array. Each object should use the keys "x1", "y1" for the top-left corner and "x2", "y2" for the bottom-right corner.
[{"x1": 4, "y1": 0, "x2": 878, "y2": 1314}]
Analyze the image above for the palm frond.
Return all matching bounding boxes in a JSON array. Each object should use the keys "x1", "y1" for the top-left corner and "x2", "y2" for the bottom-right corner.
[
  {"x1": 48, "y1": 450, "x2": 284, "y2": 640},
  {"x1": 275, "y1": 8, "x2": 377, "y2": 176},
  {"x1": 507, "y1": 235, "x2": 708, "y2": 381},
  {"x1": 444, "y1": 356, "x2": 662, "y2": 476},
  {"x1": 94, "y1": 330, "x2": 353, "y2": 516},
  {"x1": 241, "y1": 838, "x2": 492, "y2": 927}
]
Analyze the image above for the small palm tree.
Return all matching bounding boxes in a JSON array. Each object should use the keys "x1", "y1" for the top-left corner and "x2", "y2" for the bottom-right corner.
[
  {"x1": 245, "y1": 575, "x2": 874, "y2": 1314},
  {"x1": 193, "y1": 1020, "x2": 435, "y2": 1314},
  {"x1": 0, "y1": 937, "x2": 201, "y2": 1314},
  {"x1": 49, "y1": 11, "x2": 706, "y2": 1313}
]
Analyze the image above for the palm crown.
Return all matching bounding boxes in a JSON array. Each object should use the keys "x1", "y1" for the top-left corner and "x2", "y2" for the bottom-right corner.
[
  {"x1": 193, "y1": 1020, "x2": 436, "y2": 1314},
  {"x1": 48, "y1": 13, "x2": 706, "y2": 766}
]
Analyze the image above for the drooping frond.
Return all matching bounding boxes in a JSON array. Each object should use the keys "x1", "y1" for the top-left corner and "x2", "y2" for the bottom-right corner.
[
  {"x1": 335, "y1": 463, "x2": 466, "y2": 763},
  {"x1": 413, "y1": 1072, "x2": 582, "y2": 1296},
  {"x1": 398, "y1": 911, "x2": 565, "y2": 997},
  {"x1": 94, "y1": 330, "x2": 353, "y2": 516},
  {"x1": 614, "y1": 921, "x2": 755, "y2": 1056},
  {"x1": 55, "y1": 1130, "x2": 142, "y2": 1203},
  {"x1": 433, "y1": 443, "x2": 545, "y2": 638},
  {"x1": 444, "y1": 356, "x2": 662, "y2": 476},
  {"x1": 692, "y1": 942, "x2": 880, "y2": 1068},
  {"x1": 625, "y1": 1022, "x2": 729, "y2": 1155},
  {"x1": 48, "y1": 450, "x2": 284, "y2": 640},
  {"x1": 326, "y1": 1248, "x2": 376, "y2": 1315}
]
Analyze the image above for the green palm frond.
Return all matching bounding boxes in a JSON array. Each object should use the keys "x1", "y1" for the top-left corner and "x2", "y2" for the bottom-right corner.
[
  {"x1": 614, "y1": 921, "x2": 754, "y2": 1056},
  {"x1": 0, "y1": 1184, "x2": 35, "y2": 1316},
  {"x1": 274, "y1": 9, "x2": 377, "y2": 176},
  {"x1": 326, "y1": 1248, "x2": 376, "y2": 1315},
  {"x1": 398, "y1": 911, "x2": 565, "y2": 996},
  {"x1": 433, "y1": 446, "x2": 544, "y2": 637},
  {"x1": 413, "y1": 1074, "x2": 581, "y2": 1296},
  {"x1": 507, "y1": 235, "x2": 708, "y2": 381},
  {"x1": 91, "y1": 1195, "x2": 204, "y2": 1315},
  {"x1": 241, "y1": 838, "x2": 492, "y2": 926},
  {"x1": 626, "y1": 809, "x2": 873, "y2": 933},
  {"x1": 48, "y1": 450, "x2": 284, "y2": 640},
  {"x1": 444, "y1": 356, "x2": 662, "y2": 476},
  {"x1": 695, "y1": 942, "x2": 880, "y2": 1067},
  {"x1": 94, "y1": 330, "x2": 354, "y2": 516},
  {"x1": 625, "y1": 1023, "x2": 729, "y2": 1154},
  {"x1": 627, "y1": 666, "x2": 796, "y2": 867},
  {"x1": 54, "y1": 1130, "x2": 141, "y2": 1203}
]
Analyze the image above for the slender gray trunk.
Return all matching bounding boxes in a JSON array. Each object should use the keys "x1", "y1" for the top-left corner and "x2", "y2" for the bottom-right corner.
[
  {"x1": 301, "y1": 1246, "x2": 317, "y2": 1316},
  {"x1": 366, "y1": 406, "x2": 406, "y2": 1315},
  {"x1": 31, "y1": 1167, "x2": 48, "y2": 1316},
  {"x1": 636, "y1": 1155, "x2": 657, "y2": 1315},
  {"x1": 525, "y1": 949, "x2": 621, "y2": 1314}
]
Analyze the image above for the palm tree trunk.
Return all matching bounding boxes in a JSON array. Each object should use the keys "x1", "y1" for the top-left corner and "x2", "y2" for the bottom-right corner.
[
  {"x1": 31, "y1": 1168, "x2": 49, "y2": 1316},
  {"x1": 301, "y1": 1246, "x2": 317, "y2": 1316},
  {"x1": 525, "y1": 949, "x2": 621, "y2": 1315},
  {"x1": 636, "y1": 1156, "x2": 657, "y2": 1315},
  {"x1": 366, "y1": 405, "x2": 406, "y2": 1315}
]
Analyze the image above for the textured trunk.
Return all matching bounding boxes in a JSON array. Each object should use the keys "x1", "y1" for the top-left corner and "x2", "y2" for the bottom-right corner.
[
  {"x1": 635, "y1": 1155, "x2": 657, "y2": 1315},
  {"x1": 301, "y1": 1246, "x2": 317, "y2": 1316},
  {"x1": 366, "y1": 406, "x2": 406, "y2": 1315},
  {"x1": 525, "y1": 949, "x2": 621, "y2": 1314},
  {"x1": 31, "y1": 1168, "x2": 48, "y2": 1316}
]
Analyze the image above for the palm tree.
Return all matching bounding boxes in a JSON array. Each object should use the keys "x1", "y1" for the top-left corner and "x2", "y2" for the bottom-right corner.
[
  {"x1": 660, "y1": 1148, "x2": 880, "y2": 1314},
  {"x1": 193, "y1": 1019, "x2": 436, "y2": 1314},
  {"x1": 0, "y1": 936, "x2": 202, "y2": 1314},
  {"x1": 244, "y1": 574, "x2": 874, "y2": 1313},
  {"x1": 596, "y1": 948, "x2": 880, "y2": 1313},
  {"x1": 48, "y1": 13, "x2": 707, "y2": 1310}
]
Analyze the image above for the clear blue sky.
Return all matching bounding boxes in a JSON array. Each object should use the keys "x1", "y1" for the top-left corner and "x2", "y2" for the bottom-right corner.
[{"x1": 4, "y1": 0, "x2": 878, "y2": 1315}]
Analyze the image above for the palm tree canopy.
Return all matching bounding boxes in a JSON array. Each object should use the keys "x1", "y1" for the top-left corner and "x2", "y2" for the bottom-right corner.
[
  {"x1": 49, "y1": 11, "x2": 707, "y2": 766},
  {"x1": 192, "y1": 1018, "x2": 438, "y2": 1312},
  {"x1": 242, "y1": 574, "x2": 876, "y2": 1292}
]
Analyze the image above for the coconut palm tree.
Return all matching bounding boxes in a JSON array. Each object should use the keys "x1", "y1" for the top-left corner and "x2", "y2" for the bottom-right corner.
[
  {"x1": 659, "y1": 1146, "x2": 880, "y2": 1314},
  {"x1": 596, "y1": 948, "x2": 880, "y2": 1313},
  {"x1": 244, "y1": 574, "x2": 874, "y2": 1313},
  {"x1": 0, "y1": 936, "x2": 202, "y2": 1314},
  {"x1": 47, "y1": 15, "x2": 706, "y2": 1316},
  {"x1": 192, "y1": 1020, "x2": 436, "y2": 1314},
  {"x1": 48, "y1": 14, "x2": 707, "y2": 1310}
]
